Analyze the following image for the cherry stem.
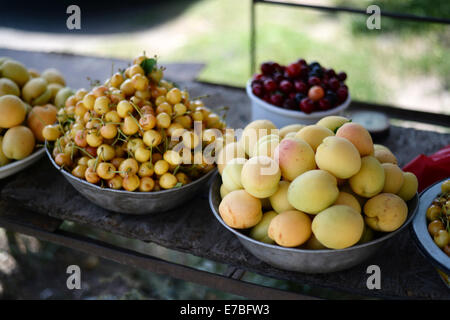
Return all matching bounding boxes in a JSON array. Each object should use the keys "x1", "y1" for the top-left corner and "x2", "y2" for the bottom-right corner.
[
  {"x1": 90, "y1": 117, "x2": 105, "y2": 126},
  {"x1": 117, "y1": 128, "x2": 130, "y2": 141},
  {"x1": 111, "y1": 170, "x2": 128, "y2": 174},
  {"x1": 56, "y1": 139, "x2": 63, "y2": 153},
  {"x1": 192, "y1": 94, "x2": 209, "y2": 100},
  {"x1": 72, "y1": 145, "x2": 95, "y2": 159},
  {"x1": 130, "y1": 102, "x2": 143, "y2": 118},
  {"x1": 127, "y1": 112, "x2": 144, "y2": 132}
]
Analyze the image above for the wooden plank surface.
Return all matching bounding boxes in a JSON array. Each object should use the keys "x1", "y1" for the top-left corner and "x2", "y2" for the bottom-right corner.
[{"x1": 1, "y1": 48, "x2": 449, "y2": 299}]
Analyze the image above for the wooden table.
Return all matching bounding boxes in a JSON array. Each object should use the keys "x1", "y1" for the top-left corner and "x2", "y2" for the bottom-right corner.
[{"x1": 0, "y1": 48, "x2": 449, "y2": 299}]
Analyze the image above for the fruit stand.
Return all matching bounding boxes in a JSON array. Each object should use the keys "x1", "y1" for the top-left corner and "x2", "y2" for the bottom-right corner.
[{"x1": 0, "y1": 48, "x2": 449, "y2": 299}]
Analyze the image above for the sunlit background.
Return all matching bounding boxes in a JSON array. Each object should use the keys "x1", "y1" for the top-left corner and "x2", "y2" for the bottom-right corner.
[
  {"x1": 0, "y1": 0, "x2": 448, "y2": 114},
  {"x1": 0, "y1": 0, "x2": 448, "y2": 299}
]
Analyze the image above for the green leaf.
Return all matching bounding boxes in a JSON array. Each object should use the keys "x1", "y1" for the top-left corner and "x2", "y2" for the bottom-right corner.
[
  {"x1": 140, "y1": 58, "x2": 157, "y2": 74},
  {"x1": 333, "y1": 119, "x2": 352, "y2": 134},
  {"x1": 175, "y1": 182, "x2": 183, "y2": 188}
]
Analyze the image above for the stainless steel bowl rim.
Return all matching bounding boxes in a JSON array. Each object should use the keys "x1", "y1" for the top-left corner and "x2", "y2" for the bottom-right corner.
[
  {"x1": 46, "y1": 141, "x2": 217, "y2": 196},
  {"x1": 209, "y1": 172, "x2": 418, "y2": 254}
]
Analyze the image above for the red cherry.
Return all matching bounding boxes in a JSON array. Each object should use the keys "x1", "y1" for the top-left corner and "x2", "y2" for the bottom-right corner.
[
  {"x1": 252, "y1": 79, "x2": 263, "y2": 87},
  {"x1": 261, "y1": 62, "x2": 274, "y2": 75},
  {"x1": 273, "y1": 63, "x2": 283, "y2": 74},
  {"x1": 328, "y1": 77, "x2": 340, "y2": 91},
  {"x1": 308, "y1": 76, "x2": 321, "y2": 86},
  {"x1": 279, "y1": 80, "x2": 293, "y2": 93},
  {"x1": 308, "y1": 85, "x2": 325, "y2": 102},
  {"x1": 273, "y1": 73, "x2": 284, "y2": 83},
  {"x1": 288, "y1": 92, "x2": 297, "y2": 99},
  {"x1": 297, "y1": 59, "x2": 307, "y2": 66},
  {"x1": 253, "y1": 73, "x2": 264, "y2": 81},
  {"x1": 299, "y1": 65, "x2": 309, "y2": 77},
  {"x1": 300, "y1": 98, "x2": 315, "y2": 114},
  {"x1": 337, "y1": 72, "x2": 347, "y2": 81},
  {"x1": 325, "y1": 69, "x2": 336, "y2": 78},
  {"x1": 318, "y1": 98, "x2": 331, "y2": 110},
  {"x1": 336, "y1": 86, "x2": 348, "y2": 103},
  {"x1": 270, "y1": 93, "x2": 284, "y2": 106},
  {"x1": 294, "y1": 80, "x2": 308, "y2": 94},
  {"x1": 286, "y1": 63, "x2": 302, "y2": 78},
  {"x1": 262, "y1": 93, "x2": 271, "y2": 103},
  {"x1": 264, "y1": 79, "x2": 277, "y2": 92},
  {"x1": 252, "y1": 84, "x2": 264, "y2": 97},
  {"x1": 85, "y1": 146, "x2": 97, "y2": 158}
]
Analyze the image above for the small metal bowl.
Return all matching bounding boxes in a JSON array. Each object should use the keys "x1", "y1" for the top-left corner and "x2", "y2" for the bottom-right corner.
[
  {"x1": 411, "y1": 178, "x2": 450, "y2": 286},
  {"x1": 46, "y1": 143, "x2": 217, "y2": 215},
  {"x1": 209, "y1": 172, "x2": 418, "y2": 273}
]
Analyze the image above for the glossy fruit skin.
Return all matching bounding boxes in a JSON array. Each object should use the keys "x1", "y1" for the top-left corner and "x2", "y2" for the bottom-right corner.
[
  {"x1": 273, "y1": 72, "x2": 284, "y2": 83},
  {"x1": 264, "y1": 79, "x2": 277, "y2": 92},
  {"x1": 428, "y1": 220, "x2": 444, "y2": 237},
  {"x1": 328, "y1": 77, "x2": 340, "y2": 91},
  {"x1": 338, "y1": 72, "x2": 347, "y2": 81},
  {"x1": 434, "y1": 230, "x2": 449, "y2": 248},
  {"x1": 294, "y1": 80, "x2": 308, "y2": 94},
  {"x1": 261, "y1": 62, "x2": 274, "y2": 75},
  {"x1": 426, "y1": 205, "x2": 442, "y2": 221},
  {"x1": 318, "y1": 98, "x2": 331, "y2": 110},
  {"x1": 286, "y1": 63, "x2": 302, "y2": 78},
  {"x1": 308, "y1": 86, "x2": 325, "y2": 102},
  {"x1": 300, "y1": 98, "x2": 315, "y2": 114},
  {"x1": 308, "y1": 76, "x2": 321, "y2": 86},
  {"x1": 325, "y1": 68, "x2": 336, "y2": 78},
  {"x1": 279, "y1": 80, "x2": 293, "y2": 93},
  {"x1": 253, "y1": 58, "x2": 348, "y2": 113},
  {"x1": 270, "y1": 93, "x2": 283, "y2": 107},
  {"x1": 252, "y1": 83, "x2": 264, "y2": 97},
  {"x1": 336, "y1": 86, "x2": 349, "y2": 103}
]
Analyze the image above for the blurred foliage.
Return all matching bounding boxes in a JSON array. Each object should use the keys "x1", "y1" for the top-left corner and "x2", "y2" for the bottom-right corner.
[
  {"x1": 156, "y1": 0, "x2": 449, "y2": 114},
  {"x1": 333, "y1": 0, "x2": 450, "y2": 95},
  {"x1": 334, "y1": 0, "x2": 450, "y2": 34}
]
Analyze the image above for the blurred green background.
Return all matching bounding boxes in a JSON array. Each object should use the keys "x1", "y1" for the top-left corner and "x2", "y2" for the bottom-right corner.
[
  {"x1": 92, "y1": 0, "x2": 449, "y2": 115},
  {"x1": 0, "y1": 0, "x2": 448, "y2": 114}
]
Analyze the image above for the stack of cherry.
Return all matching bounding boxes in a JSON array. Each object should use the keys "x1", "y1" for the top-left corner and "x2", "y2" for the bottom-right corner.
[{"x1": 251, "y1": 59, "x2": 349, "y2": 114}]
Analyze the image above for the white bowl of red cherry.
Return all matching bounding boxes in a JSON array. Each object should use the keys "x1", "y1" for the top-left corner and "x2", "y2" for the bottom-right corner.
[{"x1": 247, "y1": 59, "x2": 351, "y2": 127}]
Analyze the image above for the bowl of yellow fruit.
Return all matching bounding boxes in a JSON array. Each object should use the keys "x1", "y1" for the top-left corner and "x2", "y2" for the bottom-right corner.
[
  {"x1": 208, "y1": 118, "x2": 419, "y2": 273},
  {"x1": 0, "y1": 58, "x2": 68, "y2": 179},
  {"x1": 45, "y1": 55, "x2": 225, "y2": 214}
]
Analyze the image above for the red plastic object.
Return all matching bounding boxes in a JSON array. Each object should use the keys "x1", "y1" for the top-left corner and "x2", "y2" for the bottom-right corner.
[{"x1": 402, "y1": 145, "x2": 450, "y2": 192}]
